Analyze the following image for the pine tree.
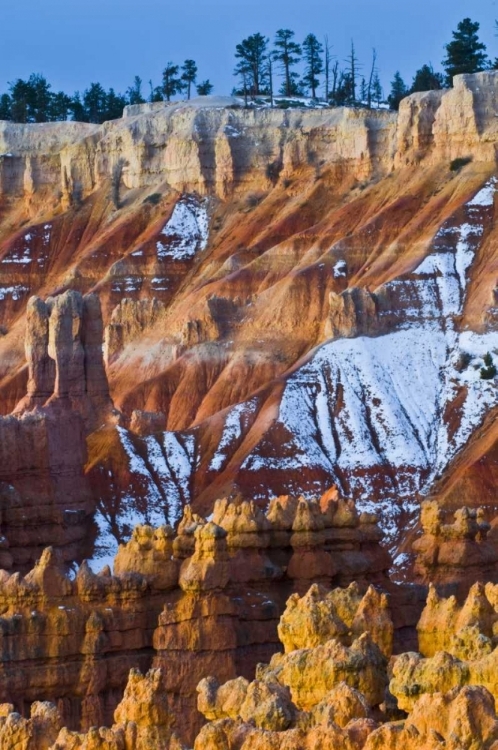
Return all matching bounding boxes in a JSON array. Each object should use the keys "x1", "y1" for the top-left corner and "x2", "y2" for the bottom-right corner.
[
  {"x1": 69, "y1": 92, "x2": 87, "y2": 122},
  {"x1": 443, "y1": 18, "x2": 488, "y2": 84},
  {"x1": 104, "y1": 89, "x2": 127, "y2": 121},
  {"x1": 83, "y1": 83, "x2": 107, "y2": 123},
  {"x1": 480, "y1": 352, "x2": 497, "y2": 380},
  {"x1": 302, "y1": 34, "x2": 324, "y2": 99},
  {"x1": 182, "y1": 60, "x2": 198, "y2": 99},
  {"x1": 197, "y1": 80, "x2": 214, "y2": 96},
  {"x1": 9, "y1": 74, "x2": 53, "y2": 123},
  {"x1": 49, "y1": 91, "x2": 72, "y2": 120},
  {"x1": 0, "y1": 93, "x2": 12, "y2": 120},
  {"x1": 273, "y1": 29, "x2": 301, "y2": 97},
  {"x1": 411, "y1": 64, "x2": 445, "y2": 93},
  {"x1": 127, "y1": 76, "x2": 145, "y2": 105},
  {"x1": 334, "y1": 72, "x2": 354, "y2": 106},
  {"x1": 148, "y1": 80, "x2": 164, "y2": 103},
  {"x1": 8, "y1": 79, "x2": 30, "y2": 122},
  {"x1": 372, "y1": 74, "x2": 383, "y2": 107},
  {"x1": 162, "y1": 63, "x2": 184, "y2": 101},
  {"x1": 235, "y1": 33, "x2": 269, "y2": 98},
  {"x1": 388, "y1": 71, "x2": 408, "y2": 111}
]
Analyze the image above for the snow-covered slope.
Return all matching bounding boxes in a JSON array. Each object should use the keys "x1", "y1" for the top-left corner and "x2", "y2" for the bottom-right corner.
[
  {"x1": 91, "y1": 178, "x2": 497, "y2": 561},
  {"x1": 240, "y1": 179, "x2": 498, "y2": 538}
]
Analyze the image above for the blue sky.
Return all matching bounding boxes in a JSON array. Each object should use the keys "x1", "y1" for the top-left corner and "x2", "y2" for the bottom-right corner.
[{"x1": 1, "y1": 0, "x2": 496, "y2": 98}]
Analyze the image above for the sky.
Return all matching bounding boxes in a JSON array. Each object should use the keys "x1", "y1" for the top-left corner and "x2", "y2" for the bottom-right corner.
[{"x1": 0, "y1": 0, "x2": 497, "y2": 99}]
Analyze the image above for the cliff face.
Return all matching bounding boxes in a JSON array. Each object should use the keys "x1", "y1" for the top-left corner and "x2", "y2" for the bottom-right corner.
[{"x1": 0, "y1": 74, "x2": 497, "y2": 568}]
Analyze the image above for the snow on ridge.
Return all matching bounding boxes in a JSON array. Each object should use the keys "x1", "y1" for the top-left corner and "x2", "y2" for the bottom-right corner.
[
  {"x1": 93, "y1": 178, "x2": 497, "y2": 555},
  {"x1": 210, "y1": 398, "x2": 258, "y2": 472},
  {"x1": 157, "y1": 194, "x2": 209, "y2": 261}
]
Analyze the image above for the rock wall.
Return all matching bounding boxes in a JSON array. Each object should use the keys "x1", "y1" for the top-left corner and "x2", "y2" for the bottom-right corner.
[{"x1": 2, "y1": 74, "x2": 498, "y2": 209}]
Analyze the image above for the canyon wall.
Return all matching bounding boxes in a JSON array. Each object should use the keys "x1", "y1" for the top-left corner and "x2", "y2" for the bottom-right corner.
[{"x1": 0, "y1": 73, "x2": 497, "y2": 565}]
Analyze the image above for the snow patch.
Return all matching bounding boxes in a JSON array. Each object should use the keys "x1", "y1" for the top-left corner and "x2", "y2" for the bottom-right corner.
[
  {"x1": 333, "y1": 260, "x2": 347, "y2": 278},
  {"x1": 157, "y1": 195, "x2": 209, "y2": 261}
]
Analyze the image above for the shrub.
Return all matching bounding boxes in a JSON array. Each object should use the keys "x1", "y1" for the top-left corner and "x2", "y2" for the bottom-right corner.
[
  {"x1": 450, "y1": 156, "x2": 473, "y2": 172},
  {"x1": 266, "y1": 160, "x2": 282, "y2": 184},
  {"x1": 480, "y1": 352, "x2": 497, "y2": 380},
  {"x1": 245, "y1": 192, "x2": 265, "y2": 209},
  {"x1": 143, "y1": 193, "x2": 162, "y2": 205}
]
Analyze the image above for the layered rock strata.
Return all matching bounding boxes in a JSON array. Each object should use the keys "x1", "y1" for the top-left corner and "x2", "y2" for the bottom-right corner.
[
  {"x1": 0, "y1": 493, "x2": 390, "y2": 745},
  {"x1": 0, "y1": 291, "x2": 112, "y2": 568},
  {"x1": 413, "y1": 500, "x2": 498, "y2": 588},
  {"x1": 4, "y1": 553, "x2": 498, "y2": 748}
]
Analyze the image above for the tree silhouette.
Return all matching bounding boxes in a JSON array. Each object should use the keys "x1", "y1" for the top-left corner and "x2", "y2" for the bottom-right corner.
[
  {"x1": 302, "y1": 34, "x2": 324, "y2": 99},
  {"x1": 197, "y1": 80, "x2": 214, "y2": 96},
  {"x1": 162, "y1": 63, "x2": 184, "y2": 101},
  {"x1": 235, "y1": 33, "x2": 269, "y2": 97},
  {"x1": 388, "y1": 72, "x2": 408, "y2": 110},
  {"x1": 182, "y1": 60, "x2": 198, "y2": 99},
  {"x1": 443, "y1": 18, "x2": 487, "y2": 84},
  {"x1": 273, "y1": 29, "x2": 301, "y2": 97}
]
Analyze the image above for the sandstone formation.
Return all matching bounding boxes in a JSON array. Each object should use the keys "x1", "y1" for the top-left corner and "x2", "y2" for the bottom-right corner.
[
  {"x1": 0, "y1": 290, "x2": 113, "y2": 569},
  {"x1": 194, "y1": 576, "x2": 498, "y2": 750},
  {"x1": 391, "y1": 582, "x2": 498, "y2": 714},
  {"x1": 413, "y1": 500, "x2": 498, "y2": 587},
  {"x1": 16, "y1": 290, "x2": 112, "y2": 427},
  {"x1": 0, "y1": 668, "x2": 181, "y2": 750},
  {"x1": 2, "y1": 541, "x2": 498, "y2": 749},
  {"x1": 0, "y1": 492, "x2": 390, "y2": 745}
]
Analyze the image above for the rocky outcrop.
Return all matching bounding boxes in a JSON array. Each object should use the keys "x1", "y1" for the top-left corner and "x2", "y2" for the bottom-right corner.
[
  {"x1": 0, "y1": 409, "x2": 93, "y2": 569},
  {"x1": 396, "y1": 71, "x2": 498, "y2": 166},
  {"x1": 16, "y1": 290, "x2": 112, "y2": 428},
  {"x1": 0, "y1": 668, "x2": 183, "y2": 750},
  {"x1": 278, "y1": 582, "x2": 393, "y2": 658},
  {"x1": 0, "y1": 290, "x2": 113, "y2": 568},
  {"x1": 104, "y1": 298, "x2": 168, "y2": 366},
  {"x1": 391, "y1": 583, "x2": 498, "y2": 713},
  {"x1": 3, "y1": 560, "x2": 498, "y2": 749},
  {"x1": 1, "y1": 76, "x2": 498, "y2": 560},
  {"x1": 413, "y1": 501, "x2": 498, "y2": 587},
  {"x1": 194, "y1": 576, "x2": 498, "y2": 750},
  {"x1": 417, "y1": 581, "x2": 498, "y2": 658},
  {"x1": 364, "y1": 686, "x2": 498, "y2": 750},
  {"x1": 325, "y1": 287, "x2": 380, "y2": 339},
  {"x1": 0, "y1": 491, "x2": 390, "y2": 745},
  {"x1": 1, "y1": 74, "x2": 498, "y2": 208}
]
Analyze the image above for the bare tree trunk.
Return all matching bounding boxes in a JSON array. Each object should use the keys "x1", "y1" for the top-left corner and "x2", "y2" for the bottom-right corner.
[
  {"x1": 367, "y1": 49, "x2": 377, "y2": 109},
  {"x1": 269, "y1": 58, "x2": 274, "y2": 107},
  {"x1": 324, "y1": 36, "x2": 331, "y2": 100}
]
